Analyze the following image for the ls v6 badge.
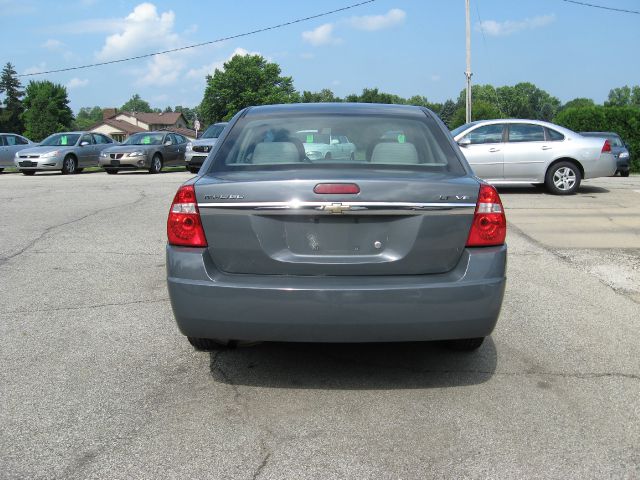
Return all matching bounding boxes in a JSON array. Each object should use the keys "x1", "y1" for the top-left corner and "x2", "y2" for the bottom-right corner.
[{"x1": 203, "y1": 194, "x2": 244, "y2": 200}]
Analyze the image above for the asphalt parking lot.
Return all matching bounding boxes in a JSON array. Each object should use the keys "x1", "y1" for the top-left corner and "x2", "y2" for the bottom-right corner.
[{"x1": 1, "y1": 170, "x2": 638, "y2": 479}]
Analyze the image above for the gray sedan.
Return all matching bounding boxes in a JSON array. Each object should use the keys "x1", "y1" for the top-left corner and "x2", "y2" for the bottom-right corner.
[
  {"x1": 14, "y1": 132, "x2": 115, "y2": 175},
  {"x1": 452, "y1": 119, "x2": 617, "y2": 194},
  {"x1": 99, "y1": 131, "x2": 188, "y2": 174},
  {"x1": 166, "y1": 103, "x2": 507, "y2": 352},
  {"x1": 0, "y1": 133, "x2": 35, "y2": 171}
]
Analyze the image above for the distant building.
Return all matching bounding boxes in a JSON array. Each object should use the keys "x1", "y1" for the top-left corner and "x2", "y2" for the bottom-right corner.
[{"x1": 89, "y1": 109, "x2": 197, "y2": 142}]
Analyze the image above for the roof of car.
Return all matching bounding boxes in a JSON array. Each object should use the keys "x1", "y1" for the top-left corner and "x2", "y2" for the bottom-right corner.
[
  {"x1": 244, "y1": 103, "x2": 428, "y2": 117},
  {"x1": 452, "y1": 118, "x2": 577, "y2": 137}
]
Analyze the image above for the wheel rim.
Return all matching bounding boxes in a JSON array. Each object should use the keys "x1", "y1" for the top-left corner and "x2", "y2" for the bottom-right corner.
[
  {"x1": 66, "y1": 158, "x2": 75, "y2": 173},
  {"x1": 154, "y1": 157, "x2": 160, "y2": 171},
  {"x1": 553, "y1": 166, "x2": 576, "y2": 191}
]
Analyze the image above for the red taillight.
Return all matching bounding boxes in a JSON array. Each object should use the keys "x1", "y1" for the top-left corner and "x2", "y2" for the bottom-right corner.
[
  {"x1": 167, "y1": 185, "x2": 207, "y2": 247},
  {"x1": 313, "y1": 183, "x2": 360, "y2": 194},
  {"x1": 601, "y1": 140, "x2": 611, "y2": 153},
  {"x1": 466, "y1": 184, "x2": 506, "y2": 247}
]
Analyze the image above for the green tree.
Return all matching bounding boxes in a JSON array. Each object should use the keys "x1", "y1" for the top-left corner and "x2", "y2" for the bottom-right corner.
[
  {"x1": 344, "y1": 87, "x2": 406, "y2": 104},
  {"x1": 605, "y1": 86, "x2": 631, "y2": 107},
  {"x1": 200, "y1": 54, "x2": 298, "y2": 123},
  {"x1": 562, "y1": 97, "x2": 595, "y2": 110},
  {"x1": 439, "y1": 99, "x2": 457, "y2": 128},
  {"x1": 74, "y1": 106, "x2": 103, "y2": 130},
  {"x1": 163, "y1": 106, "x2": 173, "y2": 113},
  {"x1": 22, "y1": 80, "x2": 73, "y2": 141},
  {"x1": 0, "y1": 62, "x2": 25, "y2": 133},
  {"x1": 300, "y1": 88, "x2": 340, "y2": 103},
  {"x1": 450, "y1": 100, "x2": 502, "y2": 128},
  {"x1": 121, "y1": 93, "x2": 153, "y2": 113}
]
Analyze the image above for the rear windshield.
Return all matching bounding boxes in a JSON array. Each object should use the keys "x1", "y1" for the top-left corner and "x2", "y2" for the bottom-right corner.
[
  {"x1": 208, "y1": 113, "x2": 465, "y2": 175},
  {"x1": 202, "y1": 124, "x2": 226, "y2": 139}
]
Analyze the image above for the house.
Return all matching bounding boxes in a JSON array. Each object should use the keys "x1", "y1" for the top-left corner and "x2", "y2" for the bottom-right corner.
[{"x1": 89, "y1": 109, "x2": 197, "y2": 142}]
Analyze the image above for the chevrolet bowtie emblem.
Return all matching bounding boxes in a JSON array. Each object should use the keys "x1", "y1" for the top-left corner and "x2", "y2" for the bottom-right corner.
[{"x1": 322, "y1": 203, "x2": 351, "y2": 214}]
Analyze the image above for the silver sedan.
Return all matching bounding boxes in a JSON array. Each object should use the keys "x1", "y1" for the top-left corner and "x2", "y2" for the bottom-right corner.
[
  {"x1": 0, "y1": 133, "x2": 35, "y2": 171},
  {"x1": 14, "y1": 132, "x2": 115, "y2": 175},
  {"x1": 451, "y1": 119, "x2": 617, "y2": 194}
]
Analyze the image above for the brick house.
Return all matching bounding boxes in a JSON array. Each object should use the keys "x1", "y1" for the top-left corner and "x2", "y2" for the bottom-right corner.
[{"x1": 90, "y1": 109, "x2": 197, "y2": 142}]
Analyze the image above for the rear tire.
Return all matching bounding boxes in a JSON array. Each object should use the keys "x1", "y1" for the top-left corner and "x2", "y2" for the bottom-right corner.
[
  {"x1": 620, "y1": 170, "x2": 630, "y2": 178},
  {"x1": 545, "y1": 161, "x2": 581, "y2": 195},
  {"x1": 325, "y1": 152, "x2": 332, "y2": 160},
  {"x1": 0, "y1": 168, "x2": 4, "y2": 173},
  {"x1": 446, "y1": 337, "x2": 485, "y2": 351},
  {"x1": 105, "y1": 168, "x2": 118, "y2": 175},
  {"x1": 61, "y1": 155, "x2": 77, "y2": 175},
  {"x1": 21, "y1": 170, "x2": 36, "y2": 176},
  {"x1": 149, "y1": 154, "x2": 162, "y2": 174}
]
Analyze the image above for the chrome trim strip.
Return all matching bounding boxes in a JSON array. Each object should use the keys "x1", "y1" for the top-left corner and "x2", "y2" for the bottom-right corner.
[{"x1": 197, "y1": 201, "x2": 476, "y2": 215}]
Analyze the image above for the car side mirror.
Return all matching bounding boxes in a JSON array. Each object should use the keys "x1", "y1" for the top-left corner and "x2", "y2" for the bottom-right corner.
[
  {"x1": 80, "y1": 141, "x2": 90, "y2": 147},
  {"x1": 330, "y1": 139, "x2": 339, "y2": 145},
  {"x1": 457, "y1": 137, "x2": 471, "y2": 147}
]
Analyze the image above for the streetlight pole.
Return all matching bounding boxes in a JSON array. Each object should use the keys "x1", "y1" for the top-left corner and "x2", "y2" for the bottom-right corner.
[{"x1": 465, "y1": 0, "x2": 472, "y2": 123}]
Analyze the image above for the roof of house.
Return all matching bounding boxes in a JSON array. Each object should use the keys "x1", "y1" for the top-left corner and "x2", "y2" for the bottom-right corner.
[
  {"x1": 89, "y1": 118, "x2": 146, "y2": 134},
  {"x1": 162, "y1": 127, "x2": 197, "y2": 139},
  {"x1": 120, "y1": 111, "x2": 185, "y2": 126}
]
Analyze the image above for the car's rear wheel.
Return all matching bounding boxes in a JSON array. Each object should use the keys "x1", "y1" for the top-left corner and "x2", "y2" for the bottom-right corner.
[
  {"x1": 105, "y1": 168, "x2": 118, "y2": 175},
  {"x1": 61, "y1": 155, "x2": 77, "y2": 175},
  {"x1": 149, "y1": 154, "x2": 162, "y2": 174},
  {"x1": 446, "y1": 337, "x2": 485, "y2": 351},
  {"x1": 21, "y1": 170, "x2": 35, "y2": 176},
  {"x1": 620, "y1": 170, "x2": 630, "y2": 178},
  {"x1": 545, "y1": 161, "x2": 581, "y2": 195},
  {"x1": 0, "y1": 168, "x2": 4, "y2": 173},
  {"x1": 325, "y1": 152, "x2": 332, "y2": 160}
]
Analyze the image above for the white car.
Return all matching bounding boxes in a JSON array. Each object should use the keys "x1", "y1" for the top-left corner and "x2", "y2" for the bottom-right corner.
[
  {"x1": 451, "y1": 119, "x2": 617, "y2": 194},
  {"x1": 295, "y1": 130, "x2": 356, "y2": 161}
]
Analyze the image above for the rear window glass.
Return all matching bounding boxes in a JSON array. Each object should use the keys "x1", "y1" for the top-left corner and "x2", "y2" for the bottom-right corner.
[
  {"x1": 209, "y1": 114, "x2": 465, "y2": 175},
  {"x1": 508, "y1": 124, "x2": 545, "y2": 142},
  {"x1": 546, "y1": 128, "x2": 565, "y2": 141}
]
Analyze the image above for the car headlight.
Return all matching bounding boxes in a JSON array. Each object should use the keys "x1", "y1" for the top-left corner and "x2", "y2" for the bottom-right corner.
[
  {"x1": 41, "y1": 150, "x2": 59, "y2": 158},
  {"x1": 127, "y1": 151, "x2": 146, "y2": 157},
  {"x1": 186, "y1": 142, "x2": 193, "y2": 152},
  {"x1": 619, "y1": 151, "x2": 629, "y2": 159},
  {"x1": 100, "y1": 151, "x2": 109, "y2": 158}
]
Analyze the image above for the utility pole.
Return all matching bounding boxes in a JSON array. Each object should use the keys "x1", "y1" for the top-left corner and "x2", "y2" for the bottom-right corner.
[{"x1": 465, "y1": 0, "x2": 472, "y2": 123}]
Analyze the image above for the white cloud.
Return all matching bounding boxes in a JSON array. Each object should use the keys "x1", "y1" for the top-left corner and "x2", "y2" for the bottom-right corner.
[
  {"x1": 186, "y1": 47, "x2": 260, "y2": 80},
  {"x1": 96, "y1": 3, "x2": 179, "y2": 60},
  {"x1": 67, "y1": 78, "x2": 89, "y2": 89},
  {"x1": 476, "y1": 14, "x2": 556, "y2": 36},
  {"x1": 23, "y1": 62, "x2": 46, "y2": 75},
  {"x1": 349, "y1": 8, "x2": 406, "y2": 31},
  {"x1": 42, "y1": 39, "x2": 64, "y2": 50},
  {"x1": 302, "y1": 23, "x2": 341, "y2": 46},
  {"x1": 135, "y1": 53, "x2": 184, "y2": 87}
]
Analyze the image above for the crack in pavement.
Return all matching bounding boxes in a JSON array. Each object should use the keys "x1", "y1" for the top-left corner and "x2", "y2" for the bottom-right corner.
[
  {"x1": 507, "y1": 221, "x2": 640, "y2": 305},
  {"x1": 210, "y1": 352, "x2": 276, "y2": 479},
  {"x1": 0, "y1": 191, "x2": 148, "y2": 266},
  {"x1": 0, "y1": 298, "x2": 169, "y2": 316}
]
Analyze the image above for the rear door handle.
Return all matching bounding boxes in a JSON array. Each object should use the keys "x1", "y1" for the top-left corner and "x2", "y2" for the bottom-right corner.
[
  {"x1": 488, "y1": 148, "x2": 501, "y2": 152},
  {"x1": 542, "y1": 146, "x2": 552, "y2": 150}
]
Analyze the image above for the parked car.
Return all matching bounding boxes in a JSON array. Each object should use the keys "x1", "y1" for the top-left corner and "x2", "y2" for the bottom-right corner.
[
  {"x1": 99, "y1": 131, "x2": 188, "y2": 174},
  {"x1": 14, "y1": 132, "x2": 115, "y2": 175},
  {"x1": 451, "y1": 119, "x2": 617, "y2": 194},
  {"x1": 294, "y1": 130, "x2": 357, "y2": 161},
  {"x1": 166, "y1": 103, "x2": 507, "y2": 352},
  {"x1": 185, "y1": 122, "x2": 228, "y2": 174},
  {"x1": 0, "y1": 133, "x2": 35, "y2": 171},
  {"x1": 580, "y1": 131, "x2": 630, "y2": 177}
]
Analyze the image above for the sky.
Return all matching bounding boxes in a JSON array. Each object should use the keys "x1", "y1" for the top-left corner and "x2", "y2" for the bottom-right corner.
[{"x1": 1, "y1": 0, "x2": 638, "y2": 113}]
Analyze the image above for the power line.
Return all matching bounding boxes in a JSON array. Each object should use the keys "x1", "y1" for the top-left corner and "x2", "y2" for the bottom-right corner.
[
  {"x1": 559, "y1": 0, "x2": 640, "y2": 15},
  {"x1": 18, "y1": 0, "x2": 376, "y2": 77}
]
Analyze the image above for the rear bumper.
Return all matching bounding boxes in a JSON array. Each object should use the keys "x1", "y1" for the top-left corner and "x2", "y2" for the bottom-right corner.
[
  {"x1": 166, "y1": 245, "x2": 507, "y2": 343},
  {"x1": 584, "y1": 154, "x2": 617, "y2": 179}
]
